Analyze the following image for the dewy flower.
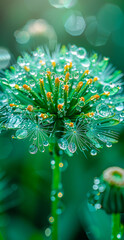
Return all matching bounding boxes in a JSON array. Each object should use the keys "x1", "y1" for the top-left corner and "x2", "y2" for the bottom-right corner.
[{"x1": 0, "y1": 45, "x2": 124, "y2": 155}]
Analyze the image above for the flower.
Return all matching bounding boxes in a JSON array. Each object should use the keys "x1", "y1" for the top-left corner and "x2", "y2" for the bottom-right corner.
[
  {"x1": 88, "y1": 167, "x2": 124, "y2": 214},
  {"x1": 0, "y1": 45, "x2": 124, "y2": 154}
]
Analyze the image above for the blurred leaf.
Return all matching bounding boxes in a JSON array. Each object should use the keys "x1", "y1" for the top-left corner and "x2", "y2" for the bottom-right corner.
[{"x1": 0, "y1": 233, "x2": 4, "y2": 240}]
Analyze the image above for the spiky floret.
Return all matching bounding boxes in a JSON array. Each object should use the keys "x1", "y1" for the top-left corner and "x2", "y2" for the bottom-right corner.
[{"x1": 0, "y1": 45, "x2": 124, "y2": 154}]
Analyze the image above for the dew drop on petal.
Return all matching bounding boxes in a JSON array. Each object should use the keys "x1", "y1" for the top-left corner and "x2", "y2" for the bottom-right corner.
[
  {"x1": 43, "y1": 140, "x2": 49, "y2": 146},
  {"x1": 68, "y1": 142, "x2": 77, "y2": 153},
  {"x1": 58, "y1": 138, "x2": 68, "y2": 150},
  {"x1": 115, "y1": 103, "x2": 123, "y2": 111},
  {"x1": 90, "y1": 149, "x2": 97, "y2": 156},
  {"x1": 16, "y1": 129, "x2": 28, "y2": 139},
  {"x1": 81, "y1": 58, "x2": 90, "y2": 68},
  {"x1": 70, "y1": 45, "x2": 77, "y2": 55},
  {"x1": 29, "y1": 144, "x2": 38, "y2": 154}
]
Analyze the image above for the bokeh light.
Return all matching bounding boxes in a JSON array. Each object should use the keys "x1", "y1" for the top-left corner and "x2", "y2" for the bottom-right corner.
[
  {"x1": 49, "y1": 0, "x2": 74, "y2": 8},
  {"x1": 64, "y1": 11, "x2": 86, "y2": 36},
  {"x1": 0, "y1": 48, "x2": 11, "y2": 69}
]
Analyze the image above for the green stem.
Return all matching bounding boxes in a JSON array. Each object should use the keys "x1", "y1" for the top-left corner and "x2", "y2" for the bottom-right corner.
[
  {"x1": 51, "y1": 144, "x2": 61, "y2": 240},
  {"x1": 111, "y1": 214, "x2": 121, "y2": 240}
]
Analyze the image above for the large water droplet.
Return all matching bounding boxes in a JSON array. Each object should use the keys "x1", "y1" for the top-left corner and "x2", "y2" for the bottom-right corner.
[
  {"x1": 58, "y1": 138, "x2": 68, "y2": 150},
  {"x1": 96, "y1": 103, "x2": 110, "y2": 117},
  {"x1": 106, "y1": 141, "x2": 112, "y2": 148},
  {"x1": 43, "y1": 140, "x2": 49, "y2": 146},
  {"x1": 68, "y1": 142, "x2": 77, "y2": 153},
  {"x1": 64, "y1": 13, "x2": 86, "y2": 36},
  {"x1": 16, "y1": 129, "x2": 28, "y2": 139},
  {"x1": 115, "y1": 102, "x2": 123, "y2": 111},
  {"x1": 8, "y1": 116, "x2": 22, "y2": 128},
  {"x1": 81, "y1": 58, "x2": 90, "y2": 68},
  {"x1": 29, "y1": 144, "x2": 38, "y2": 154}
]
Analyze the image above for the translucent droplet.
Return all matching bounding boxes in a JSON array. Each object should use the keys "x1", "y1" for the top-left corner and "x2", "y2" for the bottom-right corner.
[
  {"x1": 81, "y1": 58, "x2": 90, "y2": 68},
  {"x1": 0, "y1": 47, "x2": 11, "y2": 69},
  {"x1": 8, "y1": 116, "x2": 22, "y2": 128},
  {"x1": 70, "y1": 45, "x2": 77, "y2": 55},
  {"x1": 58, "y1": 138, "x2": 68, "y2": 150},
  {"x1": 45, "y1": 228, "x2": 51, "y2": 237},
  {"x1": 115, "y1": 103, "x2": 123, "y2": 111},
  {"x1": 94, "y1": 178, "x2": 100, "y2": 185},
  {"x1": 77, "y1": 47, "x2": 86, "y2": 59},
  {"x1": 51, "y1": 160, "x2": 55, "y2": 169},
  {"x1": 29, "y1": 144, "x2": 38, "y2": 154},
  {"x1": 43, "y1": 140, "x2": 49, "y2": 146},
  {"x1": 16, "y1": 129, "x2": 28, "y2": 139},
  {"x1": 68, "y1": 142, "x2": 77, "y2": 153},
  {"x1": 96, "y1": 103, "x2": 110, "y2": 117},
  {"x1": 51, "y1": 190, "x2": 56, "y2": 201},
  {"x1": 93, "y1": 185, "x2": 98, "y2": 190},
  {"x1": 64, "y1": 13, "x2": 86, "y2": 36},
  {"x1": 95, "y1": 203, "x2": 101, "y2": 209},
  {"x1": 90, "y1": 149, "x2": 97, "y2": 156},
  {"x1": 106, "y1": 141, "x2": 112, "y2": 148}
]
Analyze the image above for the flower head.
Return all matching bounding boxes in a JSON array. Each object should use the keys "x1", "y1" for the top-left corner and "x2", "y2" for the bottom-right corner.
[
  {"x1": 88, "y1": 167, "x2": 124, "y2": 214},
  {"x1": 0, "y1": 45, "x2": 124, "y2": 154}
]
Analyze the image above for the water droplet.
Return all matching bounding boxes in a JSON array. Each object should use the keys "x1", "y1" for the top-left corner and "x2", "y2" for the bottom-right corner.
[
  {"x1": 93, "y1": 185, "x2": 98, "y2": 190},
  {"x1": 94, "y1": 178, "x2": 100, "y2": 185},
  {"x1": 8, "y1": 116, "x2": 22, "y2": 128},
  {"x1": 96, "y1": 103, "x2": 110, "y2": 117},
  {"x1": 29, "y1": 144, "x2": 38, "y2": 154},
  {"x1": 43, "y1": 140, "x2": 49, "y2": 146},
  {"x1": 70, "y1": 45, "x2": 77, "y2": 55},
  {"x1": 68, "y1": 142, "x2": 77, "y2": 153},
  {"x1": 81, "y1": 58, "x2": 90, "y2": 68},
  {"x1": 115, "y1": 103, "x2": 123, "y2": 111},
  {"x1": 90, "y1": 149, "x2": 97, "y2": 156},
  {"x1": 51, "y1": 160, "x2": 55, "y2": 169},
  {"x1": 16, "y1": 129, "x2": 28, "y2": 139},
  {"x1": 77, "y1": 47, "x2": 86, "y2": 59},
  {"x1": 95, "y1": 203, "x2": 101, "y2": 210},
  {"x1": 45, "y1": 228, "x2": 51, "y2": 237},
  {"x1": 58, "y1": 138, "x2": 68, "y2": 150},
  {"x1": 106, "y1": 141, "x2": 112, "y2": 148}
]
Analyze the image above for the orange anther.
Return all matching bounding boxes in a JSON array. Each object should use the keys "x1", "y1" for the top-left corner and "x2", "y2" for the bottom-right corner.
[
  {"x1": 47, "y1": 92, "x2": 52, "y2": 99},
  {"x1": 69, "y1": 62, "x2": 72, "y2": 68},
  {"x1": 86, "y1": 112, "x2": 94, "y2": 117},
  {"x1": 52, "y1": 61, "x2": 56, "y2": 68},
  {"x1": 39, "y1": 79, "x2": 44, "y2": 86},
  {"x1": 47, "y1": 71, "x2": 51, "y2": 75},
  {"x1": 80, "y1": 97, "x2": 85, "y2": 102},
  {"x1": 78, "y1": 81, "x2": 83, "y2": 88},
  {"x1": 90, "y1": 94, "x2": 100, "y2": 101},
  {"x1": 40, "y1": 113, "x2": 48, "y2": 119},
  {"x1": 94, "y1": 77, "x2": 98, "y2": 82},
  {"x1": 69, "y1": 122, "x2": 74, "y2": 127},
  {"x1": 27, "y1": 105, "x2": 33, "y2": 112},
  {"x1": 64, "y1": 84, "x2": 69, "y2": 91},
  {"x1": 15, "y1": 84, "x2": 20, "y2": 89},
  {"x1": 9, "y1": 103, "x2": 17, "y2": 107},
  {"x1": 65, "y1": 72, "x2": 70, "y2": 80},
  {"x1": 57, "y1": 104, "x2": 63, "y2": 110},
  {"x1": 24, "y1": 66, "x2": 30, "y2": 72},
  {"x1": 84, "y1": 70, "x2": 89, "y2": 75},
  {"x1": 55, "y1": 77, "x2": 60, "y2": 86},
  {"x1": 23, "y1": 84, "x2": 31, "y2": 91},
  {"x1": 87, "y1": 78, "x2": 92, "y2": 85}
]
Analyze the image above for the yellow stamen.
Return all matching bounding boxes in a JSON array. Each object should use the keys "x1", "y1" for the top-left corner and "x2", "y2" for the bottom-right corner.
[
  {"x1": 23, "y1": 84, "x2": 31, "y2": 91},
  {"x1": 39, "y1": 78, "x2": 44, "y2": 86},
  {"x1": 59, "y1": 162, "x2": 64, "y2": 168},
  {"x1": 69, "y1": 122, "x2": 74, "y2": 127},
  {"x1": 69, "y1": 62, "x2": 72, "y2": 69},
  {"x1": 65, "y1": 72, "x2": 70, "y2": 81},
  {"x1": 24, "y1": 66, "x2": 30, "y2": 72},
  {"x1": 84, "y1": 70, "x2": 89, "y2": 75},
  {"x1": 27, "y1": 105, "x2": 33, "y2": 112},
  {"x1": 47, "y1": 71, "x2": 51, "y2": 76},
  {"x1": 94, "y1": 77, "x2": 98, "y2": 82},
  {"x1": 52, "y1": 61, "x2": 56, "y2": 68},
  {"x1": 15, "y1": 84, "x2": 20, "y2": 90}
]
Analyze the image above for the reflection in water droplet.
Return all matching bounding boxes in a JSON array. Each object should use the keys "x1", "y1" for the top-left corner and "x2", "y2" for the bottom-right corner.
[
  {"x1": 77, "y1": 47, "x2": 86, "y2": 59},
  {"x1": 90, "y1": 149, "x2": 97, "y2": 156},
  {"x1": 29, "y1": 144, "x2": 38, "y2": 154},
  {"x1": 16, "y1": 129, "x2": 28, "y2": 139},
  {"x1": 115, "y1": 103, "x2": 123, "y2": 111},
  {"x1": 64, "y1": 12, "x2": 86, "y2": 36},
  {"x1": 58, "y1": 138, "x2": 68, "y2": 150},
  {"x1": 68, "y1": 142, "x2": 77, "y2": 153},
  {"x1": 96, "y1": 103, "x2": 110, "y2": 117},
  {"x1": 81, "y1": 58, "x2": 90, "y2": 68}
]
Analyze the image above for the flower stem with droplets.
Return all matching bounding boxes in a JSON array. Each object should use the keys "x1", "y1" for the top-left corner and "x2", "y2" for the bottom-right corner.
[
  {"x1": 111, "y1": 214, "x2": 121, "y2": 240},
  {"x1": 51, "y1": 143, "x2": 61, "y2": 240}
]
